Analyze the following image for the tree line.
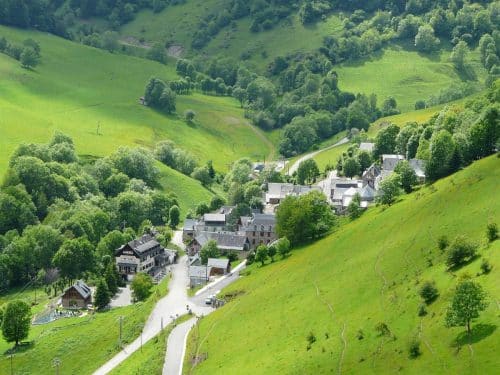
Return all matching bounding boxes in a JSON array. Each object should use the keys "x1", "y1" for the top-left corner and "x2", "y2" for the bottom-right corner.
[{"x1": 0, "y1": 36, "x2": 41, "y2": 69}]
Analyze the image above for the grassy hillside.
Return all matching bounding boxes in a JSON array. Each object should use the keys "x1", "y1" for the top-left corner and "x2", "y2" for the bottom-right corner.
[
  {"x1": 185, "y1": 156, "x2": 500, "y2": 374},
  {"x1": 0, "y1": 25, "x2": 273, "y2": 175},
  {"x1": 336, "y1": 45, "x2": 486, "y2": 112},
  {"x1": 0, "y1": 278, "x2": 169, "y2": 375}
]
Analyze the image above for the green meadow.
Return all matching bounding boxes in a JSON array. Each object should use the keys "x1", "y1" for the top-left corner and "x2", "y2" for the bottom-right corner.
[
  {"x1": 0, "y1": 25, "x2": 273, "y2": 175},
  {"x1": 185, "y1": 156, "x2": 500, "y2": 374},
  {"x1": 0, "y1": 277, "x2": 170, "y2": 375}
]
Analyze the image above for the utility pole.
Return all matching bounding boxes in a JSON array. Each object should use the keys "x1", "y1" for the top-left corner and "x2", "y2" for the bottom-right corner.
[{"x1": 118, "y1": 316, "x2": 124, "y2": 347}]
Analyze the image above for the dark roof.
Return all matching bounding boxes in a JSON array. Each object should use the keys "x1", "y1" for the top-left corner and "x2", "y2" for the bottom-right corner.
[
  {"x1": 127, "y1": 234, "x2": 160, "y2": 254},
  {"x1": 195, "y1": 232, "x2": 248, "y2": 250},
  {"x1": 64, "y1": 280, "x2": 91, "y2": 299},
  {"x1": 183, "y1": 219, "x2": 197, "y2": 231}
]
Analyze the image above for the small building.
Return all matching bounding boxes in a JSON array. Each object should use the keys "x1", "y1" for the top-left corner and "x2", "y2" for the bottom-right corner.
[
  {"x1": 189, "y1": 265, "x2": 210, "y2": 288},
  {"x1": 382, "y1": 154, "x2": 405, "y2": 172},
  {"x1": 359, "y1": 142, "x2": 375, "y2": 153},
  {"x1": 188, "y1": 231, "x2": 250, "y2": 256},
  {"x1": 207, "y1": 258, "x2": 230, "y2": 276},
  {"x1": 61, "y1": 280, "x2": 92, "y2": 309},
  {"x1": 362, "y1": 164, "x2": 381, "y2": 189},
  {"x1": 115, "y1": 234, "x2": 166, "y2": 280},
  {"x1": 238, "y1": 213, "x2": 277, "y2": 249}
]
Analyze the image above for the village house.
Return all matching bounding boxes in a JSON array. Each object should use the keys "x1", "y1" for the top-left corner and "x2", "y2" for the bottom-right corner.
[
  {"x1": 330, "y1": 178, "x2": 362, "y2": 208},
  {"x1": 188, "y1": 231, "x2": 250, "y2": 256},
  {"x1": 265, "y1": 182, "x2": 321, "y2": 205},
  {"x1": 409, "y1": 159, "x2": 426, "y2": 182},
  {"x1": 182, "y1": 219, "x2": 197, "y2": 242},
  {"x1": 238, "y1": 213, "x2": 277, "y2": 249},
  {"x1": 115, "y1": 234, "x2": 167, "y2": 280},
  {"x1": 61, "y1": 280, "x2": 92, "y2": 309}
]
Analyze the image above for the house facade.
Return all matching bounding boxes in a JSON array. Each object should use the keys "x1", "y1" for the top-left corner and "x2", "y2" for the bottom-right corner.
[
  {"x1": 115, "y1": 234, "x2": 166, "y2": 279},
  {"x1": 61, "y1": 280, "x2": 92, "y2": 309},
  {"x1": 239, "y1": 213, "x2": 277, "y2": 249},
  {"x1": 188, "y1": 231, "x2": 250, "y2": 256}
]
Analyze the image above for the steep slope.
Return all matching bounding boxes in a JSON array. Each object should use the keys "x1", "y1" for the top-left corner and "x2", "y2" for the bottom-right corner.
[
  {"x1": 185, "y1": 156, "x2": 500, "y2": 374},
  {"x1": 0, "y1": 26, "x2": 273, "y2": 174}
]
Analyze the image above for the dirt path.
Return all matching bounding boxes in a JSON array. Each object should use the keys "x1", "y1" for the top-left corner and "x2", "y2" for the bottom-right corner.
[
  {"x1": 339, "y1": 322, "x2": 347, "y2": 375},
  {"x1": 286, "y1": 137, "x2": 349, "y2": 175}
]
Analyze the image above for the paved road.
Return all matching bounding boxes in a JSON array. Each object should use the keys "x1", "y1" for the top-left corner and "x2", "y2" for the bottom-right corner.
[
  {"x1": 163, "y1": 317, "x2": 197, "y2": 375},
  {"x1": 286, "y1": 137, "x2": 349, "y2": 175},
  {"x1": 163, "y1": 261, "x2": 247, "y2": 375},
  {"x1": 92, "y1": 256, "x2": 212, "y2": 375}
]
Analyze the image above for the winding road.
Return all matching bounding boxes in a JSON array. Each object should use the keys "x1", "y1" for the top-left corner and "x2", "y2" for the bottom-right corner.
[
  {"x1": 92, "y1": 231, "x2": 245, "y2": 375},
  {"x1": 286, "y1": 137, "x2": 349, "y2": 175}
]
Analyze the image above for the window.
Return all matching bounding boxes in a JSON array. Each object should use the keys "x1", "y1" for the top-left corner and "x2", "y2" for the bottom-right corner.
[
  {"x1": 252, "y1": 239, "x2": 255, "y2": 244},
  {"x1": 253, "y1": 231, "x2": 256, "y2": 236},
  {"x1": 268, "y1": 232, "x2": 270, "y2": 237}
]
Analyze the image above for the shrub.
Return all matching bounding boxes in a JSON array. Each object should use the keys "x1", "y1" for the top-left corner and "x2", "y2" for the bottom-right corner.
[
  {"x1": 307, "y1": 331, "x2": 316, "y2": 345},
  {"x1": 419, "y1": 281, "x2": 439, "y2": 304},
  {"x1": 417, "y1": 304, "x2": 427, "y2": 317},
  {"x1": 437, "y1": 235, "x2": 449, "y2": 251},
  {"x1": 414, "y1": 100, "x2": 426, "y2": 110},
  {"x1": 446, "y1": 236, "x2": 477, "y2": 269},
  {"x1": 408, "y1": 339, "x2": 421, "y2": 358},
  {"x1": 486, "y1": 222, "x2": 498, "y2": 242},
  {"x1": 375, "y1": 322, "x2": 391, "y2": 337},
  {"x1": 480, "y1": 259, "x2": 492, "y2": 274}
]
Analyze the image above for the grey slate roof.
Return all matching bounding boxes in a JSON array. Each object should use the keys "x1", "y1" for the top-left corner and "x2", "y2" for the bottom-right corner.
[
  {"x1": 359, "y1": 142, "x2": 375, "y2": 152},
  {"x1": 195, "y1": 231, "x2": 248, "y2": 250},
  {"x1": 66, "y1": 280, "x2": 91, "y2": 299},
  {"x1": 382, "y1": 154, "x2": 405, "y2": 172},
  {"x1": 203, "y1": 213, "x2": 226, "y2": 223},
  {"x1": 207, "y1": 258, "x2": 230, "y2": 269},
  {"x1": 359, "y1": 185, "x2": 377, "y2": 200},
  {"x1": 126, "y1": 234, "x2": 160, "y2": 254},
  {"x1": 183, "y1": 219, "x2": 197, "y2": 231}
]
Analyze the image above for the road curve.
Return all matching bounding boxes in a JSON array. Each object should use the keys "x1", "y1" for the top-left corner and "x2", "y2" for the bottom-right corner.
[{"x1": 286, "y1": 137, "x2": 349, "y2": 175}]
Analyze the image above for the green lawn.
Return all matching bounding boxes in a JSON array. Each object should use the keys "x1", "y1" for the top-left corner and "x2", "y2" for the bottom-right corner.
[
  {"x1": 184, "y1": 156, "x2": 500, "y2": 374},
  {"x1": 312, "y1": 143, "x2": 350, "y2": 173},
  {"x1": 0, "y1": 25, "x2": 273, "y2": 175},
  {"x1": 336, "y1": 45, "x2": 486, "y2": 112},
  {"x1": 157, "y1": 163, "x2": 213, "y2": 219},
  {"x1": 0, "y1": 277, "x2": 170, "y2": 375}
]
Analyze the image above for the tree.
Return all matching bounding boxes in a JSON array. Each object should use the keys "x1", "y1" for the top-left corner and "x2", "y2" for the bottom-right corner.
[
  {"x1": 267, "y1": 244, "x2": 277, "y2": 262},
  {"x1": 486, "y1": 222, "x2": 498, "y2": 242},
  {"x1": 169, "y1": 205, "x2": 180, "y2": 229},
  {"x1": 446, "y1": 235, "x2": 477, "y2": 269},
  {"x1": 94, "y1": 279, "x2": 110, "y2": 310},
  {"x1": 200, "y1": 240, "x2": 220, "y2": 265},
  {"x1": 52, "y1": 238, "x2": 94, "y2": 280},
  {"x1": 394, "y1": 160, "x2": 418, "y2": 193},
  {"x1": 373, "y1": 124, "x2": 400, "y2": 157},
  {"x1": 376, "y1": 174, "x2": 401, "y2": 206},
  {"x1": 468, "y1": 106, "x2": 499, "y2": 160},
  {"x1": 131, "y1": 273, "x2": 153, "y2": 302},
  {"x1": 191, "y1": 166, "x2": 212, "y2": 187},
  {"x1": 20, "y1": 47, "x2": 39, "y2": 69},
  {"x1": 343, "y1": 157, "x2": 361, "y2": 178},
  {"x1": 276, "y1": 237, "x2": 291, "y2": 258},
  {"x1": 102, "y1": 31, "x2": 119, "y2": 52},
  {"x1": 381, "y1": 97, "x2": 400, "y2": 116},
  {"x1": 445, "y1": 280, "x2": 487, "y2": 335},
  {"x1": 1, "y1": 300, "x2": 31, "y2": 346},
  {"x1": 357, "y1": 151, "x2": 372, "y2": 172},
  {"x1": 255, "y1": 245, "x2": 268, "y2": 266},
  {"x1": 419, "y1": 281, "x2": 439, "y2": 304},
  {"x1": 209, "y1": 196, "x2": 225, "y2": 211},
  {"x1": 426, "y1": 130, "x2": 455, "y2": 180},
  {"x1": 347, "y1": 193, "x2": 363, "y2": 220},
  {"x1": 158, "y1": 87, "x2": 176, "y2": 114},
  {"x1": 450, "y1": 41, "x2": 469, "y2": 72},
  {"x1": 184, "y1": 109, "x2": 196, "y2": 123},
  {"x1": 276, "y1": 191, "x2": 336, "y2": 245},
  {"x1": 104, "y1": 262, "x2": 119, "y2": 296},
  {"x1": 415, "y1": 25, "x2": 440, "y2": 53},
  {"x1": 296, "y1": 159, "x2": 320, "y2": 185}
]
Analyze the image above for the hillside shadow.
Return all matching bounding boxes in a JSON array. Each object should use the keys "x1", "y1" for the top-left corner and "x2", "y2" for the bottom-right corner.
[
  {"x1": 455, "y1": 65, "x2": 477, "y2": 82},
  {"x1": 448, "y1": 254, "x2": 481, "y2": 272},
  {"x1": 452, "y1": 324, "x2": 497, "y2": 347},
  {"x1": 3, "y1": 341, "x2": 34, "y2": 355}
]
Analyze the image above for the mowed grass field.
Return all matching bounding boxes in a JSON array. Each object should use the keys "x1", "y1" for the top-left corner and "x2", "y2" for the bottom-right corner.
[
  {"x1": 0, "y1": 25, "x2": 273, "y2": 176},
  {"x1": 336, "y1": 45, "x2": 486, "y2": 112},
  {"x1": 185, "y1": 156, "x2": 500, "y2": 374},
  {"x1": 0, "y1": 277, "x2": 170, "y2": 375}
]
